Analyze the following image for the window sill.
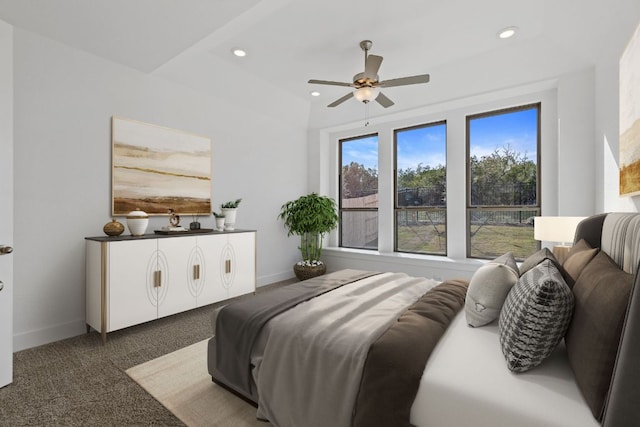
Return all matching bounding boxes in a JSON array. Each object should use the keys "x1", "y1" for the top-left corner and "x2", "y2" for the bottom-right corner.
[{"x1": 322, "y1": 246, "x2": 485, "y2": 278}]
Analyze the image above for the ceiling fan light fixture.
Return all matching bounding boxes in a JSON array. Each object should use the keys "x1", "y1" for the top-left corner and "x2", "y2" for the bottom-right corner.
[
  {"x1": 498, "y1": 26, "x2": 518, "y2": 39},
  {"x1": 310, "y1": 91, "x2": 320, "y2": 97},
  {"x1": 353, "y1": 86, "x2": 379, "y2": 103}
]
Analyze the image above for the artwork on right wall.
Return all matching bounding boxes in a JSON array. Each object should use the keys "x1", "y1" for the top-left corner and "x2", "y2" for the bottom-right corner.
[{"x1": 620, "y1": 20, "x2": 640, "y2": 196}]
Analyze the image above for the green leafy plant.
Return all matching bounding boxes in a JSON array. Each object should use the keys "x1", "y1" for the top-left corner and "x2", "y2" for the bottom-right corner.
[
  {"x1": 278, "y1": 193, "x2": 339, "y2": 262},
  {"x1": 221, "y1": 198, "x2": 242, "y2": 209},
  {"x1": 212, "y1": 211, "x2": 225, "y2": 218}
]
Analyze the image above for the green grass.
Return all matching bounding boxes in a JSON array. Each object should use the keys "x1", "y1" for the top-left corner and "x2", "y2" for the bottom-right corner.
[
  {"x1": 397, "y1": 223, "x2": 536, "y2": 260},
  {"x1": 470, "y1": 224, "x2": 536, "y2": 260}
]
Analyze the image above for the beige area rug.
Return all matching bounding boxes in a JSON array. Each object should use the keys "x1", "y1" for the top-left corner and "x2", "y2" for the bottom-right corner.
[{"x1": 126, "y1": 340, "x2": 271, "y2": 427}]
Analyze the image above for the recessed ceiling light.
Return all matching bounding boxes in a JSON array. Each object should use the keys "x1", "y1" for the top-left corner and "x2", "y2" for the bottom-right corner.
[
  {"x1": 310, "y1": 91, "x2": 320, "y2": 97},
  {"x1": 232, "y1": 48, "x2": 247, "y2": 57},
  {"x1": 498, "y1": 26, "x2": 518, "y2": 39}
]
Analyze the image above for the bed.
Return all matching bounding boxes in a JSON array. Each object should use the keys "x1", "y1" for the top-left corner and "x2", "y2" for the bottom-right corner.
[{"x1": 207, "y1": 213, "x2": 640, "y2": 427}]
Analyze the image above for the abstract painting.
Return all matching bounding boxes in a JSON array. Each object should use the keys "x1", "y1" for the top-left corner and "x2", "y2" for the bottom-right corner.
[
  {"x1": 620, "y1": 20, "x2": 640, "y2": 196},
  {"x1": 112, "y1": 116, "x2": 211, "y2": 215}
]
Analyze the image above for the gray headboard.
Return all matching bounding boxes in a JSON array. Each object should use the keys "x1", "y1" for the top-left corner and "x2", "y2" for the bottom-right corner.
[{"x1": 573, "y1": 213, "x2": 639, "y2": 426}]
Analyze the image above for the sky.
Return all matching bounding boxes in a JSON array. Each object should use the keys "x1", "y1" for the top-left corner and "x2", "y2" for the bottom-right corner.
[
  {"x1": 468, "y1": 107, "x2": 538, "y2": 162},
  {"x1": 341, "y1": 106, "x2": 538, "y2": 171}
]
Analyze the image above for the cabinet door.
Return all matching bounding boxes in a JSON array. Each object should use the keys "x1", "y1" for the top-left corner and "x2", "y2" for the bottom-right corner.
[
  {"x1": 196, "y1": 234, "x2": 227, "y2": 306},
  {"x1": 157, "y1": 236, "x2": 197, "y2": 318},
  {"x1": 225, "y1": 232, "x2": 256, "y2": 299},
  {"x1": 108, "y1": 239, "x2": 158, "y2": 332}
]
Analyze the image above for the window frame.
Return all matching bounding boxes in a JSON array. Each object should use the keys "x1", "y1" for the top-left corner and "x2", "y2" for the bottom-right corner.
[
  {"x1": 338, "y1": 133, "x2": 379, "y2": 250},
  {"x1": 465, "y1": 103, "x2": 542, "y2": 260},
  {"x1": 393, "y1": 120, "x2": 448, "y2": 256}
]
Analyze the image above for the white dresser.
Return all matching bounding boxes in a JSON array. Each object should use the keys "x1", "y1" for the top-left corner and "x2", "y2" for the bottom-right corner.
[{"x1": 85, "y1": 229, "x2": 256, "y2": 343}]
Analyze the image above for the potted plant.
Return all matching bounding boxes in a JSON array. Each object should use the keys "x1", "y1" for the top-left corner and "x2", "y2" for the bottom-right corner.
[
  {"x1": 220, "y1": 198, "x2": 242, "y2": 230},
  {"x1": 278, "y1": 193, "x2": 339, "y2": 280},
  {"x1": 212, "y1": 211, "x2": 226, "y2": 231}
]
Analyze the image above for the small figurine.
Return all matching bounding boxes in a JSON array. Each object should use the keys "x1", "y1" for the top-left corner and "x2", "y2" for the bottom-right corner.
[{"x1": 168, "y1": 208, "x2": 180, "y2": 227}]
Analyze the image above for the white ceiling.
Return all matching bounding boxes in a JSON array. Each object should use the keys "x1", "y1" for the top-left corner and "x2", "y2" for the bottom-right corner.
[{"x1": 1, "y1": 0, "x2": 639, "y2": 128}]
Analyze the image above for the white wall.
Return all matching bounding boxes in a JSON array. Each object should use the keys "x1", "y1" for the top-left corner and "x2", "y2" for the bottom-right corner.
[
  {"x1": 12, "y1": 28, "x2": 309, "y2": 350},
  {"x1": 557, "y1": 69, "x2": 596, "y2": 215}
]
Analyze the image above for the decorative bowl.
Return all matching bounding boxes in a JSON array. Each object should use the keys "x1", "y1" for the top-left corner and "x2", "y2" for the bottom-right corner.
[
  {"x1": 103, "y1": 218, "x2": 125, "y2": 237},
  {"x1": 126, "y1": 209, "x2": 149, "y2": 236}
]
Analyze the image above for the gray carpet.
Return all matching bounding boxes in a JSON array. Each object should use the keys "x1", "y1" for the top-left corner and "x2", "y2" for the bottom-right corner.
[{"x1": 0, "y1": 279, "x2": 294, "y2": 426}]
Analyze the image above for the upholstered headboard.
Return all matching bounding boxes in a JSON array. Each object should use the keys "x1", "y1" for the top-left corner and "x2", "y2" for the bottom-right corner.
[{"x1": 573, "y1": 213, "x2": 640, "y2": 426}]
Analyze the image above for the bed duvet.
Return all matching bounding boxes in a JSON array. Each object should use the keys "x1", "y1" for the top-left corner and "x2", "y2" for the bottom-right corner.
[{"x1": 210, "y1": 269, "x2": 468, "y2": 427}]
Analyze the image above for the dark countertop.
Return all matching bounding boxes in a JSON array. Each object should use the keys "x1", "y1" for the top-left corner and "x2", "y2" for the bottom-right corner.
[{"x1": 85, "y1": 228, "x2": 256, "y2": 242}]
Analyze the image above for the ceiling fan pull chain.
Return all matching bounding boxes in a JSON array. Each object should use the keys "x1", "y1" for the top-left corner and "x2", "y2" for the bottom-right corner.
[{"x1": 364, "y1": 102, "x2": 370, "y2": 127}]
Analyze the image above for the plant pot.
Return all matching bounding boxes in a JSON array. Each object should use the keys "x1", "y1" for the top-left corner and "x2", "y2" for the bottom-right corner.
[
  {"x1": 293, "y1": 262, "x2": 327, "y2": 281},
  {"x1": 215, "y1": 217, "x2": 226, "y2": 231},
  {"x1": 221, "y1": 208, "x2": 237, "y2": 230}
]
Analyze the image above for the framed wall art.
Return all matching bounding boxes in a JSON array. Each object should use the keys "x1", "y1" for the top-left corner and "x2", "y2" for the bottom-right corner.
[
  {"x1": 111, "y1": 116, "x2": 212, "y2": 215},
  {"x1": 620, "y1": 21, "x2": 640, "y2": 196}
]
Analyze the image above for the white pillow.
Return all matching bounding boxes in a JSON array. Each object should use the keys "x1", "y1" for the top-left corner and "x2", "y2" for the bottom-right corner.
[{"x1": 465, "y1": 252, "x2": 519, "y2": 327}]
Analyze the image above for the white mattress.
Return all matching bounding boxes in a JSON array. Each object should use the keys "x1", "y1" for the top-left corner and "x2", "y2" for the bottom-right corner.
[{"x1": 410, "y1": 312, "x2": 599, "y2": 427}]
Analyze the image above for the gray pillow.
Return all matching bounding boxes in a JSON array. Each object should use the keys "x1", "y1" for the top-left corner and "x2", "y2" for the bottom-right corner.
[
  {"x1": 465, "y1": 252, "x2": 520, "y2": 327},
  {"x1": 499, "y1": 259, "x2": 574, "y2": 372},
  {"x1": 519, "y1": 247, "x2": 562, "y2": 276}
]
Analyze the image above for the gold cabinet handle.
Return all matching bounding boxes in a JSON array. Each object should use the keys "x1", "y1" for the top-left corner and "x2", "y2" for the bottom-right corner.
[
  {"x1": 193, "y1": 264, "x2": 201, "y2": 280},
  {"x1": 154, "y1": 270, "x2": 162, "y2": 287},
  {"x1": 225, "y1": 259, "x2": 231, "y2": 274}
]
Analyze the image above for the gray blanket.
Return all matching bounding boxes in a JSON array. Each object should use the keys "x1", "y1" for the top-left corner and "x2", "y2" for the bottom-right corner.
[
  {"x1": 253, "y1": 272, "x2": 439, "y2": 427},
  {"x1": 215, "y1": 269, "x2": 381, "y2": 395}
]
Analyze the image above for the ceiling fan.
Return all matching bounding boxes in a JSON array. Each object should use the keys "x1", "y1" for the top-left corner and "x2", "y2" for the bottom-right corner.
[{"x1": 308, "y1": 40, "x2": 430, "y2": 108}]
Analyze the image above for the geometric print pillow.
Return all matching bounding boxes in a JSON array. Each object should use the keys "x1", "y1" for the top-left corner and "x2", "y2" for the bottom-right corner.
[{"x1": 498, "y1": 259, "x2": 574, "y2": 372}]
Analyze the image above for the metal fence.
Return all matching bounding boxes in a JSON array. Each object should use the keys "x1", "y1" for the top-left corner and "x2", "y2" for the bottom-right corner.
[
  {"x1": 469, "y1": 209, "x2": 539, "y2": 225},
  {"x1": 470, "y1": 182, "x2": 537, "y2": 206}
]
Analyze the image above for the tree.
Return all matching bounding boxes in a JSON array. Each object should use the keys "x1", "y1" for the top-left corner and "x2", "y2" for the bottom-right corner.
[
  {"x1": 397, "y1": 163, "x2": 445, "y2": 189},
  {"x1": 342, "y1": 162, "x2": 378, "y2": 198},
  {"x1": 470, "y1": 145, "x2": 536, "y2": 206}
]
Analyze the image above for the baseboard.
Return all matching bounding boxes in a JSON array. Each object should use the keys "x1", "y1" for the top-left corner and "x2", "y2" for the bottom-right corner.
[
  {"x1": 257, "y1": 270, "x2": 295, "y2": 287},
  {"x1": 13, "y1": 319, "x2": 86, "y2": 352},
  {"x1": 13, "y1": 275, "x2": 294, "y2": 351}
]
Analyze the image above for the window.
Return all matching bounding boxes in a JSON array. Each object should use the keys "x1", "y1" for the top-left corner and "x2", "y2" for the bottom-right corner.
[
  {"x1": 339, "y1": 134, "x2": 378, "y2": 250},
  {"x1": 395, "y1": 122, "x2": 447, "y2": 255},
  {"x1": 467, "y1": 104, "x2": 541, "y2": 260}
]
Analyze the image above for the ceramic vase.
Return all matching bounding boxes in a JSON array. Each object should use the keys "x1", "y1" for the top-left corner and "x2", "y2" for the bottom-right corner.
[
  {"x1": 221, "y1": 208, "x2": 237, "y2": 230},
  {"x1": 103, "y1": 218, "x2": 125, "y2": 237},
  {"x1": 126, "y1": 209, "x2": 149, "y2": 236},
  {"x1": 215, "y1": 217, "x2": 226, "y2": 231}
]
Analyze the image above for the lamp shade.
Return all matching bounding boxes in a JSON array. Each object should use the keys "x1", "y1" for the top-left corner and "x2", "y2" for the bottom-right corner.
[
  {"x1": 353, "y1": 86, "x2": 379, "y2": 103},
  {"x1": 534, "y1": 216, "x2": 587, "y2": 245}
]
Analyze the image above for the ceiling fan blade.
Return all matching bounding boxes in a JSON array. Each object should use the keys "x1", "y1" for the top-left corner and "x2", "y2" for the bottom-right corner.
[
  {"x1": 328, "y1": 92, "x2": 354, "y2": 107},
  {"x1": 364, "y1": 55, "x2": 383, "y2": 80},
  {"x1": 308, "y1": 79, "x2": 354, "y2": 87},
  {"x1": 378, "y1": 74, "x2": 430, "y2": 88},
  {"x1": 375, "y1": 92, "x2": 395, "y2": 108}
]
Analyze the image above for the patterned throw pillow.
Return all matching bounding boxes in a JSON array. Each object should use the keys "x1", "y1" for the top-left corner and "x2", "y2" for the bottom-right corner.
[
  {"x1": 499, "y1": 259, "x2": 574, "y2": 372},
  {"x1": 465, "y1": 252, "x2": 520, "y2": 327}
]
